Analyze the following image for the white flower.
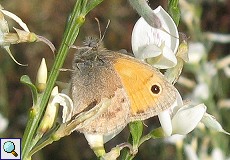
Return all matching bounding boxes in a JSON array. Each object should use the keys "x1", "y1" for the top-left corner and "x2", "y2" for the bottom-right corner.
[
  {"x1": 0, "y1": 6, "x2": 30, "y2": 65},
  {"x1": 0, "y1": 114, "x2": 8, "y2": 133},
  {"x1": 84, "y1": 134, "x2": 105, "y2": 157},
  {"x1": 187, "y1": 42, "x2": 206, "y2": 64},
  {"x1": 53, "y1": 93, "x2": 73, "y2": 123},
  {"x1": 158, "y1": 90, "x2": 230, "y2": 136},
  {"x1": 211, "y1": 148, "x2": 225, "y2": 160},
  {"x1": 131, "y1": 6, "x2": 179, "y2": 69},
  {"x1": 0, "y1": 5, "x2": 55, "y2": 65},
  {"x1": 158, "y1": 90, "x2": 207, "y2": 136},
  {"x1": 0, "y1": 8, "x2": 30, "y2": 32},
  {"x1": 193, "y1": 83, "x2": 209, "y2": 101}
]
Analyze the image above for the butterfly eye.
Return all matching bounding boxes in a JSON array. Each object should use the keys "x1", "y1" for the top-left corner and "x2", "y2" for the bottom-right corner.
[{"x1": 151, "y1": 84, "x2": 161, "y2": 94}]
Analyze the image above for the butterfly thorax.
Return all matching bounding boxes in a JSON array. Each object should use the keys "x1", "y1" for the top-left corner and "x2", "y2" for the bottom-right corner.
[{"x1": 72, "y1": 36, "x2": 108, "y2": 69}]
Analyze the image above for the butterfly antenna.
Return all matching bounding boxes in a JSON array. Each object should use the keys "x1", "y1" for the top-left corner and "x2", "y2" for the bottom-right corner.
[
  {"x1": 95, "y1": 18, "x2": 102, "y2": 40},
  {"x1": 160, "y1": 27, "x2": 179, "y2": 40},
  {"x1": 95, "y1": 18, "x2": 111, "y2": 45},
  {"x1": 101, "y1": 19, "x2": 111, "y2": 41}
]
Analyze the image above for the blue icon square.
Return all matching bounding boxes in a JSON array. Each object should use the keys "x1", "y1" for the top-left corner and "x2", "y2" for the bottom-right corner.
[{"x1": 0, "y1": 138, "x2": 21, "y2": 160}]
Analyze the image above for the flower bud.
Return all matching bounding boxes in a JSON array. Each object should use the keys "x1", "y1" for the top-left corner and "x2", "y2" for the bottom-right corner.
[
  {"x1": 38, "y1": 86, "x2": 59, "y2": 134},
  {"x1": 36, "y1": 58, "x2": 47, "y2": 92},
  {"x1": 84, "y1": 134, "x2": 106, "y2": 157}
]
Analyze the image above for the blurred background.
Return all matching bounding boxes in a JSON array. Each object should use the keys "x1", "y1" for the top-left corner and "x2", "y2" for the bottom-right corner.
[{"x1": 0, "y1": 0, "x2": 229, "y2": 159}]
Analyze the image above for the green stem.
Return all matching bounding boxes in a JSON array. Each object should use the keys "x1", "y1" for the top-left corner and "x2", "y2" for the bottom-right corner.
[
  {"x1": 28, "y1": 135, "x2": 56, "y2": 158},
  {"x1": 121, "y1": 148, "x2": 135, "y2": 160},
  {"x1": 21, "y1": 0, "x2": 103, "y2": 159},
  {"x1": 138, "y1": 134, "x2": 151, "y2": 146},
  {"x1": 169, "y1": 0, "x2": 179, "y2": 7}
]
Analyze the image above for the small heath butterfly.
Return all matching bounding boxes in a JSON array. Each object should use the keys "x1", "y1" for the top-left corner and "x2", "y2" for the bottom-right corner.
[{"x1": 71, "y1": 36, "x2": 177, "y2": 135}]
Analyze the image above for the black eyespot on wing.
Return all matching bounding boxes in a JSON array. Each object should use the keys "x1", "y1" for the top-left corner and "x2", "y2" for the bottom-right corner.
[{"x1": 151, "y1": 84, "x2": 161, "y2": 94}]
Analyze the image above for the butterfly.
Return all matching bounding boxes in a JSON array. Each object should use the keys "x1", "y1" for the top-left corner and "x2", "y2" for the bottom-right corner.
[{"x1": 70, "y1": 36, "x2": 177, "y2": 135}]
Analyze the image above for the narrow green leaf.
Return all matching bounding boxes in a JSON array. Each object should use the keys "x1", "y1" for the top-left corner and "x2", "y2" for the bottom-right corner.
[
  {"x1": 168, "y1": 0, "x2": 180, "y2": 26},
  {"x1": 139, "y1": 127, "x2": 165, "y2": 147},
  {"x1": 85, "y1": 0, "x2": 103, "y2": 14},
  {"x1": 149, "y1": 127, "x2": 165, "y2": 139},
  {"x1": 128, "y1": 0, "x2": 162, "y2": 29},
  {"x1": 120, "y1": 122, "x2": 143, "y2": 160},
  {"x1": 20, "y1": 75, "x2": 38, "y2": 104},
  {"x1": 129, "y1": 121, "x2": 143, "y2": 147}
]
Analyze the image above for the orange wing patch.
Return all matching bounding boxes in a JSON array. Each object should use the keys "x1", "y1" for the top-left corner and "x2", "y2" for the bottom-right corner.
[{"x1": 113, "y1": 57, "x2": 163, "y2": 116}]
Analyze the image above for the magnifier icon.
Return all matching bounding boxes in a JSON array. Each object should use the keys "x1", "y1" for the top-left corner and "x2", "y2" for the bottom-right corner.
[{"x1": 3, "y1": 141, "x2": 18, "y2": 157}]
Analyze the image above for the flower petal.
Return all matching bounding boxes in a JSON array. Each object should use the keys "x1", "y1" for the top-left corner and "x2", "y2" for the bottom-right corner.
[
  {"x1": 84, "y1": 134, "x2": 105, "y2": 157},
  {"x1": 131, "y1": 6, "x2": 179, "y2": 69},
  {"x1": 153, "y1": 6, "x2": 179, "y2": 53},
  {"x1": 158, "y1": 90, "x2": 182, "y2": 136},
  {"x1": 146, "y1": 44, "x2": 177, "y2": 69},
  {"x1": 171, "y1": 90, "x2": 184, "y2": 115},
  {"x1": 3, "y1": 46, "x2": 27, "y2": 66},
  {"x1": 136, "y1": 44, "x2": 162, "y2": 60},
  {"x1": 132, "y1": 16, "x2": 178, "y2": 58},
  {"x1": 132, "y1": 17, "x2": 158, "y2": 57},
  {"x1": 1, "y1": 9, "x2": 30, "y2": 32},
  {"x1": 201, "y1": 113, "x2": 230, "y2": 135},
  {"x1": 158, "y1": 110, "x2": 172, "y2": 136},
  {"x1": 172, "y1": 103, "x2": 207, "y2": 135},
  {"x1": 52, "y1": 93, "x2": 73, "y2": 123},
  {"x1": 0, "y1": 10, "x2": 9, "y2": 34}
]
